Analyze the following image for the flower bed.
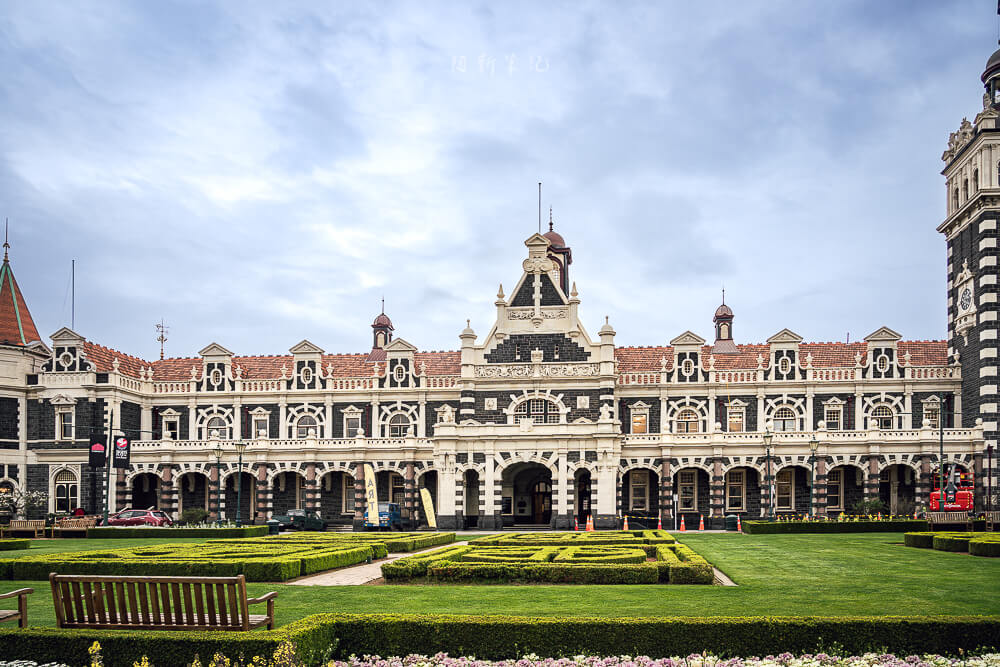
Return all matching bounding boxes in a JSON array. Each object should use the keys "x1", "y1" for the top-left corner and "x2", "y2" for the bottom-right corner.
[
  {"x1": 1, "y1": 615, "x2": 998, "y2": 666},
  {"x1": 383, "y1": 533, "x2": 712, "y2": 584},
  {"x1": 213, "y1": 531, "x2": 456, "y2": 553},
  {"x1": 469, "y1": 530, "x2": 676, "y2": 546},
  {"x1": 904, "y1": 531, "x2": 1000, "y2": 557},
  {"x1": 743, "y1": 520, "x2": 928, "y2": 534},
  {"x1": 86, "y1": 525, "x2": 268, "y2": 538},
  {"x1": 0, "y1": 540, "x2": 383, "y2": 581},
  {"x1": 0, "y1": 538, "x2": 30, "y2": 551}
]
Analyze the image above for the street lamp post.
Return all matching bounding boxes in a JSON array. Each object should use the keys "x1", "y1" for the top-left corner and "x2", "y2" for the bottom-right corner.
[
  {"x1": 213, "y1": 444, "x2": 223, "y2": 525},
  {"x1": 987, "y1": 444, "x2": 994, "y2": 513},
  {"x1": 234, "y1": 441, "x2": 248, "y2": 527},
  {"x1": 764, "y1": 421, "x2": 774, "y2": 520},
  {"x1": 939, "y1": 392, "x2": 956, "y2": 510},
  {"x1": 809, "y1": 425, "x2": 821, "y2": 519}
]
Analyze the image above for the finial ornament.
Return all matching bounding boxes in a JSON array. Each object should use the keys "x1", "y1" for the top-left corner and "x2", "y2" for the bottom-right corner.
[
  {"x1": 497, "y1": 283, "x2": 504, "y2": 298},
  {"x1": 3, "y1": 218, "x2": 8, "y2": 262},
  {"x1": 722, "y1": 286, "x2": 725, "y2": 305},
  {"x1": 548, "y1": 206, "x2": 553, "y2": 232}
]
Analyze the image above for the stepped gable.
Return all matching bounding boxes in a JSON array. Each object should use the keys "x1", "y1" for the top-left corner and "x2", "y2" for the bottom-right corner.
[
  {"x1": 0, "y1": 249, "x2": 41, "y2": 346},
  {"x1": 615, "y1": 346, "x2": 672, "y2": 372},
  {"x1": 83, "y1": 341, "x2": 150, "y2": 377}
]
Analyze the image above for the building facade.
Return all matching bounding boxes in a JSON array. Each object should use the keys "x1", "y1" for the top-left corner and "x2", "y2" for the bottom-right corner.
[{"x1": 0, "y1": 50, "x2": 998, "y2": 530}]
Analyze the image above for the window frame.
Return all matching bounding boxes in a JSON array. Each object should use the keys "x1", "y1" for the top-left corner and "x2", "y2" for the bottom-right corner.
[
  {"x1": 678, "y1": 471, "x2": 697, "y2": 512},
  {"x1": 206, "y1": 416, "x2": 228, "y2": 439},
  {"x1": 387, "y1": 413, "x2": 411, "y2": 438},
  {"x1": 628, "y1": 470, "x2": 649, "y2": 511},
  {"x1": 676, "y1": 408, "x2": 700, "y2": 433},
  {"x1": 514, "y1": 398, "x2": 561, "y2": 424},
  {"x1": 727, "y1": 406, "x2": 744, "y2": 433},
  {"x1": 54, "y1": 470, "x2": 79, "y2": 514},
  {"x1": 776, "y1": 468, "x2": 794, "y2": 511},
  {"x1": 871, "y1": 405, "x2": 894, "y2": 430},
  {"x1": 57, "y1": 409, "x2": 75, "y2": 441},
  {"x1": 725, "y1": 469, "x2": 745, "y2": 511},
  {"x1": 296, "y1": 415, "x2": 318, "y2": 439},
  {"x1": 828, "y1": 469, "x2": 843, "y2": 510},
  {"x1": 342, "y1": 475, "x2": 355, "y2": 514},
  {"x1": 824, "y1": 405, "x2": 842, "y2": 431},
  {"x1": 773, "y1": 406, "x2": 797, "y2": 432}
]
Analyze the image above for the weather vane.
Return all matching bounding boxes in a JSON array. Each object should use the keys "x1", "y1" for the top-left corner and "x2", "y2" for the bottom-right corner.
[{"x1": 155, "y1": 319, "x2": 169, "y2": 361}]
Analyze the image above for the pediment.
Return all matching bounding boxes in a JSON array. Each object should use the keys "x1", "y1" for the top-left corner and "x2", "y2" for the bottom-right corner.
[
  {"x1": 670, "y1": 331, "x2": 706, "y2": 346},
  {"x1": 383, "y1": 338, "x2": 417, "y2": 353},
  {"x1": 289, "y1": 339, "x2": 325, "y2": 355},
  {"x1": 160, "y1": 408, "x2": 181, "y2": 417},
  {"x1": 863, "y1": 326, "x2": 902, "y2": 343},
  {"x1": 524, "y1": 233, "x2": 551, "y2": 248},
  {"x1": 766, "y1": 328, "x2": 803, "y2": 345},
  {"x1": 49, "y1": 327, "x2": 86, "y2": 345},
  {"x1": 49, "y1": 394, "x2": 77, "y2": 406},
  {"x1": 198, "y1": 342, "x2": 234, "y2": 358},
  {"x1": 822, "y1": 396, "x2": 845, "y2": 405},
  {"x1": 27, "y1": 340, "x2": 52, "y2": 357}
]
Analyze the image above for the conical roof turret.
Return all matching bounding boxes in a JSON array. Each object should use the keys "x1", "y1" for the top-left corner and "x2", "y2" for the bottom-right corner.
[{"x1": 0, "y1": 237, "x2": 40, "y2": 346}]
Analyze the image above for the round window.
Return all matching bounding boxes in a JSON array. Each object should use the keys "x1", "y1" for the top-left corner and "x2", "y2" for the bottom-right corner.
[
  {"x1": 876, "y1": 355, "x2": 889, "y2": 372},
  {"x1": 301, "y1": 367, "x2": 313, "y2": 384},
  {"x1": 779, "y1": 357, "x2": 791, "y2": 374},
  {"x1": 682, "y1": 359, "x2": 694, "y2": 376},
  {"x1": 394, "y1": 365, "x2": 407, "y2": 382},
  {"x1": 60, "y1": 352, "x2": 74, "y2": 368},
  {"x1": 210, "y1": 369, "x2": 223, "y2": 385}
]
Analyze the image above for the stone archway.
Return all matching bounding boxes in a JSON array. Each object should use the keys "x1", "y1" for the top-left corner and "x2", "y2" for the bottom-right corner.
[
  {"x1": 463, "y1": 469, "x2": 480, "y2": 529},
  {"x1": 501, "y1": 462, "x2": 552, "y2": 526},
  {"x1": 574, "y1": 468, "x2": 592, "y2": 525},
  {"x1": 130, "y1": 473, "x2": 160, "y2": 510},
  {"x1": 879, "y1": 464, "x2": 917, "y2": 515},
  {"x1": 272, "y1": 471, "x2": 306, "y2": 515},
  {"x1": 223, "y1": 471, "x2": 255, "y2": 524},
  {"x1": 177, "y1": 472, "x2": 209, "y2": 518},
  {"x1": 318, "y1": 470, "x2": 355, "y2": 527}
]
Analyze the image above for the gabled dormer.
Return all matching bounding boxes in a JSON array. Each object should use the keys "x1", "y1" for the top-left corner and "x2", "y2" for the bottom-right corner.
[
  {"x1": 381, "y1": 337, "x2": 418, "y2": 389},
  {"x1": 864, "y1": 326, "x2": 902, "y2": 380},
  {"x1": 198, "y1": 342, "x2": 234, "y2": 392},
  {"x1": 767, "y1": 328, "x2": 803, "y2": 381},
  {"x1": 42, "y1": 328, "x2": 94, "y2": 373},
  {"x1": 670, "y1": 331, "x2": 706, "y2": 383},
  {"x1": 289, "y1": 339, "x2": 324, "y2": 390}
]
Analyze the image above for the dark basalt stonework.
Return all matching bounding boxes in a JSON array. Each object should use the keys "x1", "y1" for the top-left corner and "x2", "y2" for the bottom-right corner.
[
  {"x1": 485, "y1": 334, "x2": 589, "y2": 363},
  {"x1": 510, "y1": 273, "x2": 564, "y2": 307}
]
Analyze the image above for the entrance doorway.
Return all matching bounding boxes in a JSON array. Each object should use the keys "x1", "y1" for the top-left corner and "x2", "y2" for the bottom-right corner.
[{"x1": 502, "y1": 462, "x2": 553, "y2": 525}]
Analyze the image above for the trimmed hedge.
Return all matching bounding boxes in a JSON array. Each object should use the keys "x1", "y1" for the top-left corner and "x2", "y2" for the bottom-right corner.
[
  {"x1": 904, "y1": 531, "x2": 1000, "y2": 557},
  {"x1": 425, "y1": 562, "x2": 659, "y2": 584},
  {"x1": 214, "y1": 531, "x2": 455, "y2": 553},
  {"x1": 0, "y1": 539, "x2": 29, "y2": 551},
  {"x1": 469, "y1": 530, "x2": 676, "y2": 546},
  {"x1": 743, "y1": 520, "x2": 928, "y2": 534},
  {"x1": 1, "y1": 614, "x2": 997, "y2": 665},
  {"x1": 1, "y1": 541, "x2": 378, "y2": 581},
  {"x1": 87, "y1": 526, "x2": 268, "y2": 538}
]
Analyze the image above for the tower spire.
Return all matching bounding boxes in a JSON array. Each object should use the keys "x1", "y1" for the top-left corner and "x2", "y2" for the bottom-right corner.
[
  {"x1": 549, "y1": 206, "x2": 553, "y2": 232},
  {"x1": 0, "y1": 222, "x2": 41, "y2": 346},
  {"x1": 3, "y1": 219, "x2": 8, "y2": 262}
]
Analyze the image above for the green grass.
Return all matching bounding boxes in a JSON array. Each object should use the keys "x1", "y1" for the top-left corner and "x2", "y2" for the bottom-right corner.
[{"x1": 2, "y1": 533, "x2": 998, "y2": 628}]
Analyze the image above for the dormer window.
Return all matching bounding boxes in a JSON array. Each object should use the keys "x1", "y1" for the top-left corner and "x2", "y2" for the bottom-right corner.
[{"x1": 59, "y1": 352, "x2": 73, "y2": 368}]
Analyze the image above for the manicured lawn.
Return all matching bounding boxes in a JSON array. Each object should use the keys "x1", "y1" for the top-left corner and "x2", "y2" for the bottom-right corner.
[{"x1": 2, "y1": 533, "x2": 998, "y2": 628}]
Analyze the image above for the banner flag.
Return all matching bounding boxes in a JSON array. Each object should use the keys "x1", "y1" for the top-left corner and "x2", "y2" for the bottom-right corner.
[
  {"x1": 363, "y1": 463, "x2": 378, "y2": 526},
  {"x1": 89, "y1": 432, "x2": 107, "y2": 468},
  {"x1": 112, "y1": 436, "x2": 131, "y2": 469},
  {"x1": 420, "y1": 486, "x2": 437, "y2": 529}
]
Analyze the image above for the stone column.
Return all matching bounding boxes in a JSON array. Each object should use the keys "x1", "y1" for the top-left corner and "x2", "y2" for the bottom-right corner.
[
  {"x1": 864, "y1": 456, "x2": 881, "y2": 507},
  {"x1": 814, "y1": 457, "x2": 828, "y2": 517},
  {"x1": 916, "y1": 455, "x2": 932, "y2": 510},
  {"x1": 554, "y1": 453, "x2": 569, "y2": 529},
  {"x1": 114, "y1": 469, "x2": 128, "y2": 514},
  {"x1": 403, "y1": 462, "x2": 417, "y2": 529},
  {"x1": 303, "y1": 463, "x2": 318, "y2": 514},
  {"x1": 483, "y1": 457, "x2": 500, "y2": 530},
  {"x1": 594, "y1": 457, "x2": 618, "y2": 529},
  {"x1": 353, "y1": 462, "x2": 366, "y2": 531},
  {"x1": 973, "y1": 452, "x2": 985, "y2": 513},
  {"x1": 255, "y1": 465, "x2": 270, "y2": 524},
  {"x1": 159, "y1": 465, "x2": 176, "y2": 516},
  {"x1": 209, "y1": 464, "x2": 221, "y2": 520}
]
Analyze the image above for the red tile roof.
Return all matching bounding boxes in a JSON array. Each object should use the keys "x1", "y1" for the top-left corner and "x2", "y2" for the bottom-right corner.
[
  {"x1": 0, "y1": 258, "x2": 41, "y2": 346},
  {"x1": 84, "y1": 342, "x2": 150, "y2": 377}
]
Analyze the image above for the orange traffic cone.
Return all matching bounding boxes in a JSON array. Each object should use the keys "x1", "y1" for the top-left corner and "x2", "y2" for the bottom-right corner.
[
  {"x1": 698, "y1": 514, "x2": 705, "y2": 531},
  {"x1": 737, "y1": 515, "x2": 742, "y2": 532},
  {"x1": 586, "y1": 515, "x2": 594, "y2": 531},
  {"x1": 574, "y1": 517, "x2": 579, "y2": 531},
  {"x1": 623, "y1": 515, "x2": 629, "y2": 530},
  {"x1": 679, "y1": 516, "x2": 687, "y2": 532},
  {"x1": 657, "y1": 515, "x2": 663, "y2": 530}
]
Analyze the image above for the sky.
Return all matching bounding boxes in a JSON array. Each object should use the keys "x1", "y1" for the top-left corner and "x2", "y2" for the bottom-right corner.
[{"x1": 1, "y1": 1, "x2": 996, "y2": 361}]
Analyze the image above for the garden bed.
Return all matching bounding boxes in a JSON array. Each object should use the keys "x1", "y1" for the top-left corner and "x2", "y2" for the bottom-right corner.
[
  {"x1": 214, "y1": 531, "x2": 456, "y2": 553},
  {"x1": 743, "y1": 520, "x2": 928, "y2": 534},
  {"x1": 1, "y1": 614, "x2": 998, "y2": 666},
  {"x1": 383, "y1": 533, "x2": 712, "y2": 584},
  {"x1": 86, "y1": 526, "x2": 268, "y2": 538},
  {"x1": 0, "y1": 538, "x2": 30, "y2": 551}
]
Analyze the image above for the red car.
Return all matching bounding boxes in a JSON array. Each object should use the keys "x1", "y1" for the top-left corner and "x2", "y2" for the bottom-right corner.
[{"x1": 104, "y1": 509, "x2": 173, "y2": 527}]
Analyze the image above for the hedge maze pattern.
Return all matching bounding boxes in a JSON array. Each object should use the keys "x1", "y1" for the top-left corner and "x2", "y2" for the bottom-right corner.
[
  {"x1": 904, "y1": 531, "x2": 1000, "y2": 557},
  {"x1": 383, "y1": 531, "x2": 715, "y2": 584},
  {"x1": 0, "y1": 532, "x2": 456, "y2": 582}
]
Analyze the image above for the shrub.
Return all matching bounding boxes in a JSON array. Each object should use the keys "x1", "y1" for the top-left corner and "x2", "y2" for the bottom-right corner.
[
  {"x1": 87, "y1": 526, "x2": 268, "y2": 538},
  {"x1": 904, "y1": 532, "x2": 936, "y2": 548},
  {"x1": 932, "y1": 533, "x2": 974, "y2": 552},
  {"x1": 0, "y1": 538, "x2": 29, "y2": 551},
  {"x1": 178, "y1": 508, "x2": 210, "y2": 525},
  {"x1": 969, "y1": 536, "x2": 1000, "y2": 557}
]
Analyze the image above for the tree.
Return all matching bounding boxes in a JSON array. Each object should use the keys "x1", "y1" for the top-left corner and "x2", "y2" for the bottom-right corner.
[{"x1": 0, "y1": 487, "x2": 48, "y2": 519}]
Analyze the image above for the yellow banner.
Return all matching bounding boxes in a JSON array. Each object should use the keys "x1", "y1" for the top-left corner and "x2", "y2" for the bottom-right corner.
[
  {"x1": 419, "y1": 486, "x2": 437, "y2": 529},
  {"x1": 363, "y1": 464, "x2": 378, "y2": 526}
]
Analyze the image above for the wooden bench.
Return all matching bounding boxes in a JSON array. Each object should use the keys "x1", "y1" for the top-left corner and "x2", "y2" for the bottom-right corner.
[
  {"x1": 0, "y1": 587, "x2": 33, "y2": 628},
  {"x1": 51, "y1": 516, "x2": 97, "y2": 537},
  {"x1": 926, "y1": 512, "x2": 972, "y2": 531},
  {"x1": 3, "y1": 520, "x2": 45, "y2": 538},
  {"x1": 50, "y1": 573, "x2": 277, "y2": 631},
  {"x1": 984, "y1": 511, "x2": 1000, "y2": 531}
]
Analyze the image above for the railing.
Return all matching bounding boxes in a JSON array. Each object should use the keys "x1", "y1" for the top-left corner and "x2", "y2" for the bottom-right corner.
[
  {"x1": 621, "y1": 426, "x2": 983, "y2": 446},
  {"x1": 907, "y1": 366, "x2": 958, "y2": 379},
  {"x1": 241, "y1": 379, "x2": 284, "y2": 392},
  {"x1": 618, "y1": 372, "x2": 661, "y2": 385},
  {"x1": 37, "y1": 372, "x2": 94, "y2": 387},
  {"x1": 132, "y1": 436, "x2": 435, "y2": 450},
  {"x1": 426, "y1": 375, "x2": 460, "y2": 388},
  {"x1": 328, "y1": 377, "x2": 376, "y2": 390},
  {"x1": 152, "y1": 382, "x2": 193, "y2": 394},
  {"x1": 714, "y1": 370, "x2": 760, "y2": 383},
  {"x1": 809, "y1": 368, "x2": 856, "y2": 381}
]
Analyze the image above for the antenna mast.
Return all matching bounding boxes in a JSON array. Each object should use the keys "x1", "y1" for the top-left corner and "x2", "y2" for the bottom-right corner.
[
  {"x1": 71, "y1": 260, "x2": 75, "y2": 330},
  {"x1": 538, "y1": 182, "x2": 542, "y2": 234},
  {"x1": 155, "y1": 319, "x2": 169, "y2": 361}
]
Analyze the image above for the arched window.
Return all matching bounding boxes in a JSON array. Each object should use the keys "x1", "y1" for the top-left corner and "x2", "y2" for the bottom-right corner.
[
  {"x1": 676, "y1": 409, "x2": 700, "y2": 433},
  {"x1": 55, "y1": 470, "x2": 78, "y2": 513},
  {"x1": 296, "y1": 415, "x2": 318, "y2": 438},
  {"x1": 973, "y1": 169, "x2": 979, "y2": 192},
  {"x1": 962, "y1": 179, "x2": 968, "y2": 201},
  {"x1": 953, "y1": 188, "x2": 959, "y2": 210},
  {"x1": 388, "y1": 413, "x2": 410, "y2": 437},
  {"x1": 514, "y1": 398, "x2": 560, "y2": 424},
  {"x1": 720, "y1": 323, "x2": 730, "y2": 339},
  {"x1": 207, "y1": 416, "x2": 227, "y2": 439},
  {"x1": 872, "y1": 405, "x2": 894, "y2": 430},
  {"x1": 773, "y1": 407, "x2": 797, "y2": 432}
]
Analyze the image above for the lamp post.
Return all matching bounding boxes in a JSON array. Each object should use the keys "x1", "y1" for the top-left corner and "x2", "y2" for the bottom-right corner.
[
  {"x1": 213, "y1": 444, "x2": 223, "y2": 526},
  {"x1": 234, "y1": 441, "x2": 248, "y2": 527},
  {"x1": 808, "y1": 426, "x2": 821, "y2": 519},
  {"x1": 939, "y1": 392, "x2": 956, "y2": 509},
  {"x1": 764, "y1": 421, "x2": 774, "y2": 520},
  {"x1": 987, "y1": 444, "x2": 994, "y2": 513}
]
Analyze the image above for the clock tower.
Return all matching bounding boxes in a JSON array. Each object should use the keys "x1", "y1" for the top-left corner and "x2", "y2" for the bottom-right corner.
[{"x1": 938, "y1": 46, "x2": 1000, "y2": 466}]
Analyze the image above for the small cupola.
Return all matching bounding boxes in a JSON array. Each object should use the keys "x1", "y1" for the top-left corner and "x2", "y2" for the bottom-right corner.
[
  {"x1": 542, "y1": 208, "x2": 573, "y2": 294},
  {"x1": 984, "y1": 47, "x2": 1000, "y2": 108},
  {"x1": 372, "y1": 306, "x2": 394, "y2": 350},
  {"x1": 712, "y1": 291, "x2": 737, "y2": 354}
]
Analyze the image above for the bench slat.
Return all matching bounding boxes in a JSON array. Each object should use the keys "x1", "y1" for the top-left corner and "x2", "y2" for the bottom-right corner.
[
  {"x1": 182, "y1": 583, "x2": 194, "y2": 626},
  {"x1": 149, "y1": 581, "x2": 162, "y2": 625},
  {"x1": 215, "y1": 583, "x2": 226, "y2": 625},
  {"x1": 193, "y1": 583, "x2": 205, "y2": 626},
  {"x1": 137, "y1": 581, "x2": 151, "y2": 625},
  {"x1": 82, "y1": 582, "x2": 97, "y2": 623},
  {"x1": 171, "y1": 582, "x2": 183, "y2": 625},
  {"x1": 226, "y1": 582, "x2": 239, "y2": 627},
  {"x1": 103, "y1": 582, "x2": 118, "y2": 623},
  {"x1": 205, "y1": 582, "x2": 217, "y2": 626},
  {"x1": 69, "y1": 581, "x2": 85, "y2": 624}
]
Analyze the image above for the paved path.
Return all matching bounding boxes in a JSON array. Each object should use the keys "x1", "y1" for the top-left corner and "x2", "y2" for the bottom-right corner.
[{"x1": 290, "y1": 541, "x2": 468, "y2": 586}]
